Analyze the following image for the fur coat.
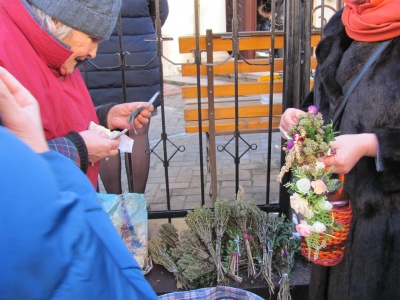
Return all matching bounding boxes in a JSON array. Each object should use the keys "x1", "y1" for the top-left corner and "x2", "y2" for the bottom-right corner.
[{"x1": 304, "y1": 9, "x2": 400, "y2": 300}]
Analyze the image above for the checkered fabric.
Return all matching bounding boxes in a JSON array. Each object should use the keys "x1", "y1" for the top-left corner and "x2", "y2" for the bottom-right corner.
[
  {"x1": 48, "y1": 137, "x2": 80, "y2": 168},
  {"x1": 158, "y1": 286, "x2": 264, "y2": 300}
]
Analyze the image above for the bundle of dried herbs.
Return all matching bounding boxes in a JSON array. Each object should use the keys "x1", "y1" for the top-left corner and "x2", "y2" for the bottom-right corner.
[
  {"x1": 275, "y1": 238, "x2": 298, "y2": 300},
  {"x1": 253, "y1": 209, "x2": 275, "y2": 295},
  {"x1": 185, "y1": 206, "x2": 218, "y2": 268},
  {"x1": 213, "y1": 199, "x2": 231, "y2": 283},
  {"x1": 224, "y1": 227, "x2": 243, "y2": 283},
  {"x1": 172, "y1": 230, "x2": 213, "y2": 263},
  {"x1": 272, "y1": 216, "x2": 298, "y2": 300},
  {"x1": 172, "y1": 230, "x2": 216, "y2": 287},
  {"x1": 148, "y1": 238, "x2": 190, "y2": 290},
  {"x1": 177, "y1": 253, "x2": 215, "y2": 286},
  {"x1": 231, "y1": 199, "x2": 257, "y2": 278}
]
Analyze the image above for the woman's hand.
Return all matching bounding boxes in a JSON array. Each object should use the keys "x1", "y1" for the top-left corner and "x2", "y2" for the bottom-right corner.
[
  {"x1": 279, "y1": 108, "x2": 305, "y2": 139},
  {"x1": 107, "y1": 102, "x2": 154, "y2": 131},
  {"x1": 79, "y1": 129, "x2": 120, "y2": 164},
  {"x1": 0, "y1": 67, "x2": 49, "y2": 153},
  {"x1": 321, "y1": 133, "x2": 378, "y2": 174}
]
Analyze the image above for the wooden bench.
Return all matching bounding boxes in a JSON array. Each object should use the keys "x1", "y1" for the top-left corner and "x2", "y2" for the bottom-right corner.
[{"x1": 178, "y1": 31, "x2": 319, "y2": 135}]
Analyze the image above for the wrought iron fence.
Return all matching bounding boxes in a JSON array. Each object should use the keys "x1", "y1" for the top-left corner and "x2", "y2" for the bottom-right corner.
[{"x1": 81, "y1": 0, "x2": 342, "y2": 220}]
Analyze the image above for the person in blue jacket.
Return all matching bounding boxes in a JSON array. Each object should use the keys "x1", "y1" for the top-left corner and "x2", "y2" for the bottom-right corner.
[
  {"x1": 0, "y1": 66, "x2": 157, "y2": 299},
  {"x1": 82, "y1": 0, "x2": 169, "y2": 194}
]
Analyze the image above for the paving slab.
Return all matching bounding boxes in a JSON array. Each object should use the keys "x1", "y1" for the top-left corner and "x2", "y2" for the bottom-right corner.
[{"x1": 98, "y1": 76, "x2": 283, "y2": 215}]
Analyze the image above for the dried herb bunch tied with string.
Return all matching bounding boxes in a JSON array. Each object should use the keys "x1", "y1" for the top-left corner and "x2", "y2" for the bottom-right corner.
[
  {"x1": 276, "y1": 238, "x2": 298, "y2": 300},
  {"x1": 252, "y1": 209, "x2": 275, "y2": 294},
  {"x1": 213, "y1": 199, "x2": 231, "y2": 283},
  {"x1": 232, "y1": 199, "x2": 258, "y2": 278},
  {"x1": 185, "y1": 206, "x2": 219, "y2": 270}
]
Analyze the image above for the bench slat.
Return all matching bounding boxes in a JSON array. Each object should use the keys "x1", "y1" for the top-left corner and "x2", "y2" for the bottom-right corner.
[
  {"x1": 185, "y1": 116, "x2": 281, "y2": 133},
  {"x1": 182, "y1": 81, "x2": 284, "y2": 99},
  {"x1": 182, "y1": 58, "x2": 283, "y2": 76},
  {"x1": 179, "y1": 35, "x2": 282, "y2": 53},
  {"x1": 184, "y1": 100, "x2": 282, "y2": 121},
  {"x1": 179, "y1": 34, "x2": 321, "y2": 53},
  {"x1": 179, "y1": 32, "x2": 321, "y2": 53}
]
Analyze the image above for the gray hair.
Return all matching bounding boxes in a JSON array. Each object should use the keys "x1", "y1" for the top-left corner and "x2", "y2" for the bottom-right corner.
[
  {"x1": 29, "y1": 0, "x2": 121, "y2": 40},
  {"x1": 31, "y1": 6, "x2": 73, "y2": 41}
]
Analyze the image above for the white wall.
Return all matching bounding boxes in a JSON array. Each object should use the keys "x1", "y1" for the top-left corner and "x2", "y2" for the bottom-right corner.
[
  {"x1": 312, "y1": 0, "x2": 338, "y2": 29},
  {"x1": 160, "y1": 0, "x2": 227, "y2": 76}
]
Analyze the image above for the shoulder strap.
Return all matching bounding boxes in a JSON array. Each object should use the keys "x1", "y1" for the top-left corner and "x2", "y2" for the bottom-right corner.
[{"x1": 332, "y1": 39, "x2": 392, "y2": 131}]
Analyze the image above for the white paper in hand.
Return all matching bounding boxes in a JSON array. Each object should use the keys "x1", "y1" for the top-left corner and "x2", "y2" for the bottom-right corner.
[{"x1": 118, "y1": 134, "x2": 134, "y2": 153}]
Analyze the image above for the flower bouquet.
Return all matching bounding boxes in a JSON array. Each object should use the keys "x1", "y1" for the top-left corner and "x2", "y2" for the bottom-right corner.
[{"x1": 278, "y1": 106, "x2": 352, "y2": 266}]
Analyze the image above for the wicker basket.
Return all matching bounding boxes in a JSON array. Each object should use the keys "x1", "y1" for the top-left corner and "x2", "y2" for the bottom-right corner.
[{"x1": 300, "y1": 200, "x2": 352, "y2": 266}]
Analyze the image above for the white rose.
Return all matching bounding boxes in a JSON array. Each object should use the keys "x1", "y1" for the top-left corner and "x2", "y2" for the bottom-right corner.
[
  {"x1": 316, "y1": 161, "x2": 326, "y2": 170},
  {"x1": 296, "y1": 178, "x2": 311, "y2": 194},
  {"x1": 316, "y1": 199, "x2": 333, "y2": 211},
  {"x1": 312, "y1": 221, "x2": 327, "y2": 233},
  {"x1": 290, "y1": 193, "x2": 314, "y2": 219}
]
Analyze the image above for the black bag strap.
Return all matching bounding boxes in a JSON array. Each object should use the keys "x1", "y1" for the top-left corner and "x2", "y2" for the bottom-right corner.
[{"x1": 332, "y1": 39, "x2": 392, "y2": 131}]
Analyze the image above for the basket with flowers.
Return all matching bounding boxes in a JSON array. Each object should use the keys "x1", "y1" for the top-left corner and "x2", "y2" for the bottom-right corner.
[{"x1": 278, "y1": 106, "x2": 352, "y2": 266}]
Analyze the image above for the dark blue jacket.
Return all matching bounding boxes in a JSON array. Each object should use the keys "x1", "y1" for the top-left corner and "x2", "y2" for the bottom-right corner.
[
  {"x1": 0, "y1": 127, "x2": 157, "y2": 300},
  {"x1": 82, "y1": 0, "x2": 169, "y2": 108}
]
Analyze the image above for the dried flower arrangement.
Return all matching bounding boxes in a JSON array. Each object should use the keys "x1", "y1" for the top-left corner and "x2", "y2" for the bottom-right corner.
[
  {"x1": 148, "y1": 194, "x2": 298, "y2": 299},
  {"x1": 278, "y1": 106, "x2": 352, "y2": 266}
]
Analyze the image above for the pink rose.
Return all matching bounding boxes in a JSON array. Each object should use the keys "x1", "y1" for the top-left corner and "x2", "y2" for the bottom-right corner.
[
  {"x1": 311, "y1": 179, "x2": 327, "y2": 195},
  {"x1": 296, "y1": 220, "x2": 314, "y2": 237}
]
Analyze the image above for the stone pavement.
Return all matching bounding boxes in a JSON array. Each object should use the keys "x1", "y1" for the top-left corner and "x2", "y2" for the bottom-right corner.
[{"x1": 99, "y1": 76, "x2": 283, "y2": 211}]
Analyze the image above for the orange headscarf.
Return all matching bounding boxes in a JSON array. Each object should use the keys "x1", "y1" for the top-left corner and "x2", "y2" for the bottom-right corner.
[{"x1": 342, "y1": 0, "x2": 400, "y2": 42}]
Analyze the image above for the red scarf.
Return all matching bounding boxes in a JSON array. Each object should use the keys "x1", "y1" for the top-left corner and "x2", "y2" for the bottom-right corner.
[{"x1": 342, "y1": 0, "x2": 400, "y2": 42}]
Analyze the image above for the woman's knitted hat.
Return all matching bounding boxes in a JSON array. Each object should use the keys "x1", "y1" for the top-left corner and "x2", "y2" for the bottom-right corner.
[{"x1": 29, "y1": 0, "x2": 121, "y2": 40}]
